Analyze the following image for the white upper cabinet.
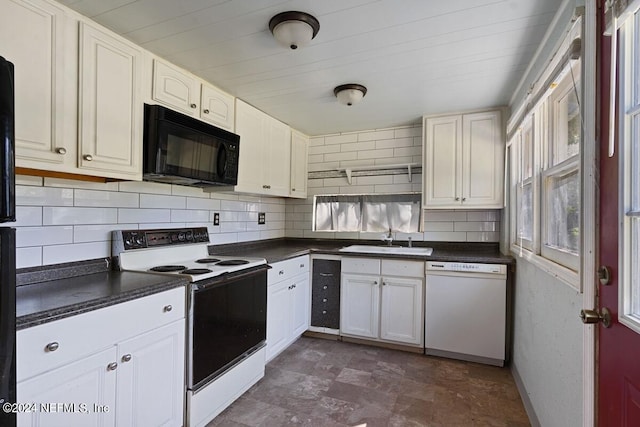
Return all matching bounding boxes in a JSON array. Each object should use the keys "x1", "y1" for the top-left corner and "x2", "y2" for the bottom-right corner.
[
  {"x1": 152, "y1": 58, "x2": 235, "y2": 131},
  {"x1": 422, "y1": 109, "x2": 504, "y2": 209},
  {"x1": 234, "y1": 99, "x2": 291, "y2": 197},
  {"x1": 290, "y1": 130, "x2": 309, "y2": 199},
  {"x1": 1, "y1": 0, "x2": 76, "y2": 169},
  {"x1": 78, "y1": 22, "x2": 143, "y2": 179}
]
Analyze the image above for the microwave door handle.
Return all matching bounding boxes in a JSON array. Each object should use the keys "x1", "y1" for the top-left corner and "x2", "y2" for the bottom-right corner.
[{"x1": 156, "y1": 147, "x2": 166, "y2": 173}]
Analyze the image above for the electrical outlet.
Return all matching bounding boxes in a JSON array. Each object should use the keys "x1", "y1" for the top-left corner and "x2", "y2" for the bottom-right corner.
[
  {"x1": 213, "y1": 212, "x2": 220, "y2": 226},
  {"x1": 258, "y1": 212, "x2": 266, "y2": 225}
]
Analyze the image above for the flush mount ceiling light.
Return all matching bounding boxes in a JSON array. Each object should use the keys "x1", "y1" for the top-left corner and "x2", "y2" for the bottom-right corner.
[
  {"x1": 334, "y1": 84, "x2": 367, "y2": 106},
  {"x1": 269, "y1": 11, "x2": 320, "y2": 50}
]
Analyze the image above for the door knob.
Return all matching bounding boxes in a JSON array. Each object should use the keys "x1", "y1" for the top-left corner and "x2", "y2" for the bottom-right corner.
[
  {"x1": 580, "y1": 307, "x2": 612, "y2": 328},
  {"x1": 83, "y1": 154, "x2": 93, "y2": 161}
]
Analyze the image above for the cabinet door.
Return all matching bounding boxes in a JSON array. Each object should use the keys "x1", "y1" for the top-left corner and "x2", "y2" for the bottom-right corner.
[
  {"x1": 152, "y1": 59, "x2": 199, "y2": 116},
  {"x1": 17, "y1": 347, "x2": 117, "y2": 427},
  {"x1": 200, "y1": 83, "x2": 235, "y2": 131},
  {"x1": 423, "y1": 115, "x2": 462, "y2": 208},
  {"x1": 234, "y1": 100, "x2": 266, "y2": 194},
  {"x1": 380, "y1": 276, "x2": 423, "y2": 346},
  {"x1": 1, "y1": 0, "x2": 76, "y2": 168},
  {"x1": 116, "y1": 320, "x2": 185, "y2": 427},
  {"x1": 340, "y1": 274, "x2": 380, "y2": 339},
  {"x1": 266, "y1": 279, "x2": 290, "y2": 362},
  {"x1": 78, "y1": 22, "x2": 142, "y2": 179},
  {"x1": 462, "y1": 110, "x2": 504, "y2": 207},
  {"x1": 290, "y1": 130, "x2": 309, "y2": 198},
  {"x1": 290, "y1": 272, "x2": 310, "y2": 338},
  {"x1": 265, "y1": 118, "x2": 291, "y2": 197}
]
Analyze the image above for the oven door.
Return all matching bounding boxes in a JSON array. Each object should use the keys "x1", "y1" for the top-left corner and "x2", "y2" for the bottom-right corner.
[{"x1": 188, "y1": 265, "x2": 267, "y2": 392}]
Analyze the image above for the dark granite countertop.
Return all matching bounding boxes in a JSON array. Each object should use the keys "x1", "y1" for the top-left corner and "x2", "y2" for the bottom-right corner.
[
  {"x1": 209, "y1": 238, "x2": 514, "y2": 265},
  {"x1": 16, "y1": 259, "x2": 188, "y2": 330}
]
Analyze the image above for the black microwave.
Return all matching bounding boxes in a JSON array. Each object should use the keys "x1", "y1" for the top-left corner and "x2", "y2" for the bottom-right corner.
[{"x1": 143, "y1": 104, "x2": 240, "y2": 187}]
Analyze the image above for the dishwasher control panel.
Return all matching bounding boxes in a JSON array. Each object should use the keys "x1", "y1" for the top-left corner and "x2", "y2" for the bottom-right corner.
[{"x1": 426, "y1": 261, "x2": 506, "y2": 274}]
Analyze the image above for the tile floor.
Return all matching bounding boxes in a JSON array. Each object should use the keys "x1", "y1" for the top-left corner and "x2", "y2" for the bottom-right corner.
[{"x1": 208, "y1": 337, "x2": 530, "y2": 427}]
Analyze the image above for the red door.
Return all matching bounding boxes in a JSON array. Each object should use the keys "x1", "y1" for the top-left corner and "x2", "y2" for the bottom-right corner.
[{"x1": 597, "y1": 1, "x2": 640, "y2": 424}]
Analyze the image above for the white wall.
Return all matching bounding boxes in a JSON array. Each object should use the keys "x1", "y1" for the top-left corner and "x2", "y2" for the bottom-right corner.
[
  {"x1": 286, "y1": 124, "x2": 501, "y2": 242},
  {"x1": 14, "y1": 175, "x2": 286, "y2": 268},
  {"x1": 511, "y1": 259, "x2": 583, "y2": 427}
]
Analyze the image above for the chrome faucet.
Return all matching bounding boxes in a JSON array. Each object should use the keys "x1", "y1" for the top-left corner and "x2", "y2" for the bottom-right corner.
[{"x1": 381, "y1": 228, "x2": 393, "y2": 246}]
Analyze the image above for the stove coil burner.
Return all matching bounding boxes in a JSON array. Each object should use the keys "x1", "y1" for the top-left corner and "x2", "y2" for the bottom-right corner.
[
  {"x1": 216, "y1": 260, "x2": 250, "y2": 266},
  {"x1": 150, "y1": 265, "x2": 187, "y2": 272},
  {"x1": 180, "y1": 268, "x2": 213, "y2": 275},
  {"x1": 195, "y1": 258, "x2": 221, "y2": 264}
]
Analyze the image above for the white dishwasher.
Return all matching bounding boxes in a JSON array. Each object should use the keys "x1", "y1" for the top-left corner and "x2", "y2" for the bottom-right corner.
[{"x1": 425, "y1": 261, "x2": 507, "y2": 367}]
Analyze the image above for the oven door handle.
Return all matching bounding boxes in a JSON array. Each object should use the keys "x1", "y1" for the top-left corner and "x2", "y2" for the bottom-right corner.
[{"x1": 191, "y1": 264, "x2": 270, "y2": 292}]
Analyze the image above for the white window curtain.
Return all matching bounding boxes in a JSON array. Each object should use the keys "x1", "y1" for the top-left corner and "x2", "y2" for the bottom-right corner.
[{"x1": 313, "y1": 194, "x2": 421, "y2": 232}]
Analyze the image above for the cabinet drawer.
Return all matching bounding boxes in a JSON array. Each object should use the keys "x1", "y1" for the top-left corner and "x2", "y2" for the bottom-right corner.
[
  {"x1": 341, "y1": 257, "x2": 381, "y2": 274},
  {"x1": 268, "y1": 255, "x2": 309, "y2": 285},
  {"x1": 17, "y1": 287, "x2": 185, "y2": 381},
  {"x1": 381, "y1": 259, "x2": 425, "y2": 278}
]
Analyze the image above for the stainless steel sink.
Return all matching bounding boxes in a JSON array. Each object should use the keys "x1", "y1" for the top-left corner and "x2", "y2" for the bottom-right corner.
[{"x1": 339, "y1": 245, "x2": 433, "y2": 256}]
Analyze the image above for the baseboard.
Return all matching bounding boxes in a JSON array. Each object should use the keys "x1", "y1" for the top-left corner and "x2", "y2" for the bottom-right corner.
[{"x1": 511, "y1": 361, "x2": 541, "y2": 427}]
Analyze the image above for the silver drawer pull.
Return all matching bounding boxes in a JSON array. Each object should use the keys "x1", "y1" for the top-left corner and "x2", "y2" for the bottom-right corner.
[
  {"x1": 291, "y1": 284, "x2": 296, "y2": 289},
  {"x1": 319, "y1": 273, "x2": 333, "y2": 277},
  {"x1": 299, "y1": 264, "x2": 305, "y2": 268},
  {"x1": 107, "y1": 362, "x2": 118, "y2": 371},
  {"x1": 45, "y1": 342, "x2": 59, "y2": 352},
  {"x1": 322, "y1": 298, "x2": 327, "y2": 302},
  {"x1": 121, "y1": 354, "x2": 132, "y2": 363},
  {"x1": 279, "y1": 270, "x2": 284, "y2": 275},
  {"x1": 83, "y1": 154, "x2": 93, "y2": 161},
  {"x1": 163, "y1": 305, "x2": 173, "y2": 312},
  {"x1": 323, "y1": 285, "x2": 327, "y2": 289},
  {"x1": 322, "y1": 310, "x2": 327, "y2": 314},
  {"x1": 203, "y1": 109, "x2": 210, "y2": 114},
  {"x1": 190, "y1": 103, "x2": 197, "y2": 109},
  {"x1": 55, "y1": 147, "x2": 66, "y2": 155}
]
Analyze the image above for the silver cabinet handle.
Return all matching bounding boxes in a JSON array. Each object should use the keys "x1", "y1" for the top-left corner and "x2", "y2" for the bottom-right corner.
[
  {"x1": 45, "y1": 342, "x2": 59, "y2": 352},
  {"x1": 279, "y1": 270, "x2": 284, "y2": 275},
  {"x1": 190, "y1": 103, "x2": 197, "y2": 109},
  {"x1": 55, "y1": 147, "x2": 66, "y2": 155},
  {"x1": 287, "y1": 285, "x2": 293, "y2": 290},
  {"x1": 323, "y1": 285, "x2": 327, "y2": 289},
  {"x1": 121, "y1": 354, "x2": 132, "y2": 363},
  {"x1": 373, "y1": 281, "x2": 378, "y2": 285},
  {"x1": 322, "y1": 310, "x2": 327, "y2": 314},
  {"x1": 107, "y1": 362, "x2": 118, "y2": 371},
  {"x1": 292, "y1": 284, "x2": 296, "y2": 289},
  {"x1": 299, "y1": 264, "x2": 305, "y2": 268},
  {"x1": 382, "y1": 282, "x2": 386, "y2": 286},
  {"x1": 203, "y1": 109, "x2": 210, "y2": 114},
  {"x1": 462, "y1": 197, "x2": 467, "y2": 202},
  {"x1": 83, "y1": 154, "x2": 93, "y2": 161},
  {"x1": 163, "y1": 305, "x2": 173, "y2": 312},
  {"x1": 322, "y1": 298, "x2": 327, "y2": 302},
  {"x1": 455, "y1": 197, "x2": 460, "y2": 201},
  {"x1": 291, "y1": 188, "x2": 296, "y2": 191},
  {"x1": 319, "y1": 273, "x2": 333, "y2": 277}
]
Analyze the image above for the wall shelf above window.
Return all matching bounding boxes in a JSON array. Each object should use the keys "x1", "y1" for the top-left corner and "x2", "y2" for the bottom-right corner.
[{"x1": 308, "y1": 163, "x2": 421, "y2": 184}]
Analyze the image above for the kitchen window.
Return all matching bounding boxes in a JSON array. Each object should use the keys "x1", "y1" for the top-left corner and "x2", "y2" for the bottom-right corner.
[
  {"x1": 508, "y1": 55, "x2": 582, "y2": 286},
  {"x1": 313, "y1": 194, "x2": 421, "y2": 233},
  {"x1": 619, "y1": 8, "x2": 640, "y2": 333}
]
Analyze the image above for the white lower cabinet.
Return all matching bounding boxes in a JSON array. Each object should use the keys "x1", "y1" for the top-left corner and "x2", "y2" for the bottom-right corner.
[
  {"x1": 16, "y1": 287, "x2": 185, "y2": 427},
  {"x1": 341, "y1": 257, "x2": 424, "y2": 347},
  {"x1": 266, "y1": 256, "x2": 310, "y2": 362}
]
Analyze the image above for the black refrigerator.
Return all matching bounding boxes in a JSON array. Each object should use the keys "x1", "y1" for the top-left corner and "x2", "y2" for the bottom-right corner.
[{"x1": 0, "y1": 55, "x2": 17, "y2": 427}]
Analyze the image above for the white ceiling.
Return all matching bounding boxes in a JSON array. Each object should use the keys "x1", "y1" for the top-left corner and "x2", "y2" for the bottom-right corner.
[{"x1": 59, "y1": 0, "x2": 562, "y2": 136}]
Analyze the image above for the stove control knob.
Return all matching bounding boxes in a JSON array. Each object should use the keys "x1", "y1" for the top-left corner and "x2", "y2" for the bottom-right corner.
[
  {"x1": 185, "y1": 231, "x2": 193, "y2": 241},
  {"x1": 178, "y1": 233, "x2": 185, "y2": 242}
]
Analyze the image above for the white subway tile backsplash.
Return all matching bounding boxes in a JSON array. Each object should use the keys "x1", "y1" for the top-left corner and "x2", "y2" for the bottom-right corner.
[
  {"x1": 325, "y1": 134, "x2": 357, "y2": 145},
  {"x1": 43, "y1": 241, "x2": 111, "y2": 265},
  {"x1": 355, "y1": 175, "x2": 393, "y2": 185},
  {"x1": 118, "y1": 181, "x2": 172, "y2": 195},
  {"x1": 466, "y1": 210, "x2": 501, "y2": 221},
  {"x1": 220, "y1": 221, "x2": 246, "y2": 232},
  {"x1": 375, "y1": 138, "x2": 414, "y2": 149},
  {"x1": 238, "y1": 231, "x2": 261, "y2": 242},
  {"x1": 16, "y1": 186, "x2": 73, "y2": 206},
  {"x1": 211, "y1": 233, "x2": 238, "y2": 245},
  {"x1": 422, "y1": 222, "x2": 454, "y2": 232},
  {"x1": 357, "y1": 129, "x2": 394, "y2": 141},
  {"x1": 43, "y1": 207, "x2": 118, "y2": 225},
  {"x1": 220, "y1": 200, "x2": 247, "y2": 212},
  {"x1": 186, "y1": 197, "x2": 221, "y2": 211},
  {"x1": 340, "y1": 141, "x2": 375, "y2": 152},
  {"x1": 139, "y1": 222, "x2": 184, "y2": 230},
  {"x1": 171, "y1": 209, "x2": 210, "y2": 223},
  {"x1": 171, "y1": 185, "x2": 209, "y2": 198},
  {"x1": 14, "y1": 207, "x2": 42, "y2": 227},
  {"x1": 423, "y1": 231, "x2": 467, "y2": 241},
  {"x1": 16, "y1": 175, "x2": 43, "y2": 186},
  {"x1": 454, "y1": 221, "x2": 498, "y2": 232},
  {"x1": 466, "y1": 231, "x2": 500, "y2": 242},
  {"x1": 17, "y1": 247, "x2": 42, "y2": 268},
  {"x1": 118, "y1": 208, "x2": 171, "y2": 223},
  {"x1": 73, "y1": 224, "x2": 136, "y2": 243},
  {"x1": 424, "y1": 211, "x2": 467, "y2": 222},
  {"x1": 309, "y1": 145, "x2": 341, "y2": 155},
  {"x1": 45, "y1": 178, "x2": 119, "y2": 191},
  {"x1": 357, "y1": 148, "x2": 393, "y2": 160},
  {"x1": 307, "y1": 154, "x2": 324, "y2": 164},
  {"x1": 394, "y1": 126, "x2": 421, "y2": 138},
  {"x1": 140, "y1": 194, "x2": 186, "y2": 209},
  {"x1": 74, "y1": 189, "x2": 139, "y2": 208},
  {"x1": 16, "y1": 226, "x2": 73, "y2": 247},
  {"x1": 309, "y1": 137, "x2": 325, "y2": 147},
  {"x1": 393, "y1": 146, "x2": 421, "y2": 157},
  {"x1": 325, "y1": 152, "x2": 358, "y2": 162}
]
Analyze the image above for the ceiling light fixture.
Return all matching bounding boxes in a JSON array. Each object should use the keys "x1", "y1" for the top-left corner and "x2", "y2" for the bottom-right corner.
[
  {"x1": 269, "y1": 11, "x2": 320, "y2": 50},
  {"x1": 334, "y1": 84, "x2": 367, "y2": 106}
]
